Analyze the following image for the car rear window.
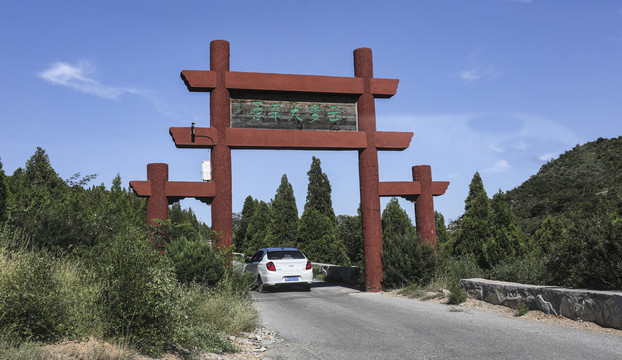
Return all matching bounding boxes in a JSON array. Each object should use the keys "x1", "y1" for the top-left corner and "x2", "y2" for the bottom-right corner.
[{"x1": 267, "y1": 250, "x2": 305, "y2": 260}]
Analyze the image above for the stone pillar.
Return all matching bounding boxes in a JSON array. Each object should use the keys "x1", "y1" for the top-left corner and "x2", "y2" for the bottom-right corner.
[
  {"x1": 413, "y1": 165, "x2": 437, "y2": 251},
  {"x1": 355, "y1": 48, "x2": 383, "y2": 292},
  {"x1": 146, "y1": 163, "x2": 169, "y2": 225},
  {"x1": 210, "y1": 40, "x2": 233, "y2": 250}
]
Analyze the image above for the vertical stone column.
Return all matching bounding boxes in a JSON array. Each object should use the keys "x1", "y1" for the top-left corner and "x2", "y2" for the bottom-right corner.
[
  {"x1": 355, "y1": 48, "x2": 383, "y2": 292},
  {"x1": 210, "y1": 40, "x2": 233, "y2": 250},
  {"x1": 146, "y1": 163, "x2": 169, "y2": 225},
  {"x1": 413, "y1": 165, "x2": 437, "y2": 251}
]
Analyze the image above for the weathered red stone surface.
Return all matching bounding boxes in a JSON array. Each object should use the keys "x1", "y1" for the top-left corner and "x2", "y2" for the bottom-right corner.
[
  {"x1": 377, "y1": 166, "x2": 449, "y2": 250},
  {"x1": 130, "y1": 163, "x2": 216, "y2": 224},
  {"x1": 209, "y1": 40, "x2": 234, "y2": 251},
  {"x1": 355, "y1": 47, "x2": 384, "y2": 292},
  {"x1": 170, "y1": 127, "x2": 412, "y2": 151},
  {"x1": 169, "y1": 39, "x2": 449, "y2": 291},
  {"x1": 181, "y1": 70, "x2": 399, "y2": 97}
]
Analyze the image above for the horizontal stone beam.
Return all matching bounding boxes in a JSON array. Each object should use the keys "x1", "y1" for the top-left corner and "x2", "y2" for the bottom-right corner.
[
  {"x1": 378, "y1": 181, "x2": 449, "y2": 199},
  {"x1": 170, "y1": 127, "x2": 412, "y2": 151},
  {"x1": 130, "y1": 180, "x2": 215, "y2": 200},
  {"x1": 181, "y1": 70, "x2": 399, "y2": 98}
]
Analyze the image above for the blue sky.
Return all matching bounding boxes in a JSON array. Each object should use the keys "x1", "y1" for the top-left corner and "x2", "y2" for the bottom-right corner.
[{"x1": 1, "y1": 1, "x2": 621, "y2": 225}]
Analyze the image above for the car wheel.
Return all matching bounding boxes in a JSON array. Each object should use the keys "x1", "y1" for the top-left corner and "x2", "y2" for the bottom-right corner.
[
  {"x1": 257, "y1": 275, "x2": 265, "y2": 293},
  {"x1": 302, "y1": 283, "x2": 312, "y2": 292}
]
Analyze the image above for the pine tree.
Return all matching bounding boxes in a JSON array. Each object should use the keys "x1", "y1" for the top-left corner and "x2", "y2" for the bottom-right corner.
[
  {"x1": 244, "y1": 201, "x2": 273, "y2": 255},
  {"x1": 531, "y1": 216, "x2": 565, "y2": 257},
  {"x1": 338, "y1": 211, "x2": 363, "y2": 267},
  {"x1": 304, "y1": 157, "x2": 336, "y2": 223},
  {"x1": 234, "y1": 196, "x2": 257, "y2": 253},
  {"x1": 0, "y1": 158, "x2": 7, "y2": 222},
  {"x1": 488, "y1": 190, "x2": 527, "y2": 266},
  {"x1": 381, "y1": 198, "x2": 435, "y2": 288},
  {"x1": 381, "y1": 197, "x2": 416, "y2": 240},
  {"x1": 269, "y1": 174, "x2": 298, "y2": 247},
  {"x1": 435, "y1": 211, "x2": 451, "y2": 248},
  {"x1": 297, "y1": 157, "x2": 349, "y2": 264},
  {"x1": 452, "y1": 172, "x2": 494, "y2": 268}
]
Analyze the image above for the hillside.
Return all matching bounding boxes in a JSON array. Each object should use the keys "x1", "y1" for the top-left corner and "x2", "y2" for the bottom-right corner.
[{"x1": 505, "y1": 136, "x2": 622, "y2": 234}]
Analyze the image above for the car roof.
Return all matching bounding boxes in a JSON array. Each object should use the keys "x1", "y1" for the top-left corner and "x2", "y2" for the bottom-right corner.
[{"x1": 262, "y1": 247, "x2": 301, "y2": 252}]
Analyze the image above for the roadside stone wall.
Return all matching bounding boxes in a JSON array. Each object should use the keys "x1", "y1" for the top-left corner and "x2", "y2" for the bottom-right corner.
[
  {"x1": 312, "y1": 263, "x2": 361, "y2": 285},
  {"x1": 459, "y1": 278, "x2": 622, "y2": 330}
]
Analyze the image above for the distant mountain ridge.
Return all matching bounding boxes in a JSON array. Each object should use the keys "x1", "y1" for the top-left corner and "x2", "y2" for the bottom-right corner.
[{"x1": 505, "y1": 136, "x2": 622, "y2": 234}]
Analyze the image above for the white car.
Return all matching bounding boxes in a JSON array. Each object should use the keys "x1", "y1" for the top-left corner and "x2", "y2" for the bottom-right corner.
[{"x1": 244, "y1": 247, "x2": 313, "y2": 291}]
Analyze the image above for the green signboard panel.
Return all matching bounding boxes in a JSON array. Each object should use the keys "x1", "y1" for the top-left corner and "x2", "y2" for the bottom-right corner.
[{"x1": 230, "y1": 92, "x2": 357, "y2": 131}]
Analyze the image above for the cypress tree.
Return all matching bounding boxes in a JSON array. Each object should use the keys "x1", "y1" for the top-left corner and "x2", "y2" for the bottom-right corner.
[
  {"x1": 488, "y1": 190, "x2": 527, "y2": 266},
  {"x1": 234, "y1": 196, "x2": 257, "y2": 253},
  {"x1": 381, "y1": 198, "x2": 435, "y2": 288},
  {"x1": 244, "y1": 201, "x2": 273, "y2": 255},
  {"x1": 381, "y1": 197, "x2": 416, "y2": 240},
  {"x1": 297, "y1": 157, "x2": 349, "y2": 264},
  {"x1": 0, "y1": 159, "x2": 7, "y2": 221},
  {"x1": 453, "y1": 172, "x2": 494, "y2": 268},
  {"x1": 270, "y1": 174, "x2": 298, "y2": 247},
  {"x1": 304, "y1": 157, "x2": 336, "y2": 223},
  {"x1": 338, "y1": 211, "x2": 363, "y2": 267}
]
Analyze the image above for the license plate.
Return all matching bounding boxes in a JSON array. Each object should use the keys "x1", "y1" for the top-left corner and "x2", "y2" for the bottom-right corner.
[{"x1": 284, "y1": 276, "x2": 299, "y2": 282}]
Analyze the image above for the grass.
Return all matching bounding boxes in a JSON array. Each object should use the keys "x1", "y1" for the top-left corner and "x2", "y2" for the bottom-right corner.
[{"x1": 0, "y1": 225, "x2": 259, "y2": 358}]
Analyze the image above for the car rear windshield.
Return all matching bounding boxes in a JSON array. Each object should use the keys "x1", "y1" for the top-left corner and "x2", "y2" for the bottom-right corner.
[{"x1": 267, "y1": 250, "x2": 305, "y2": 260}]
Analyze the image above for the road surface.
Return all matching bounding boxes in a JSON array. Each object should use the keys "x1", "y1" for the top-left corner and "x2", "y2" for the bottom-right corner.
[{"x1": 254, "y1": 282, "x2": 622, "y2": 359}]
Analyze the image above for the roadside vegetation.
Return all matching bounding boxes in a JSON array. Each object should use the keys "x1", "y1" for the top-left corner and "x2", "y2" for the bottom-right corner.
[
  {"x1": 0, "y1": 149, "x2": 257, "y2": 358},
  {"x1": 2, "y1": 136, "x2": 620, "y2": 356}
]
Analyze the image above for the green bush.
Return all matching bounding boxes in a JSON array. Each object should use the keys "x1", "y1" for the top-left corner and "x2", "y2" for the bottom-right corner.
[
  {"x1": 0, "y1": 248, "x2": 68, "y2": 342},
  {"x1": 490, "y1": 255, "x2": 551, "y2": 285},
  {"x1": 382, "y1": 233, "x2": 436, "y2": 289},
  {"x1": 165, "y1": 235, "x2": 226, "y2": 286},
  {"x1": 92, "y1": 230, "x2": 180, "y2": 356}
]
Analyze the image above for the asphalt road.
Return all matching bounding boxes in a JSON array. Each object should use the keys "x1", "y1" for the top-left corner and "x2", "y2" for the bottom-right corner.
[{"x1": 253, "y1": 282, "x2": 622, "y2": 360}]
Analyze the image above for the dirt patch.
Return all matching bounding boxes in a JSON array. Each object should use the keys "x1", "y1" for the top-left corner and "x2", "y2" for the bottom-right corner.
[
  {"x1": 39, "y1": 328, "x2": 279, "y2": 360},
  {"x1": 386, "y1": 289, "x2": 622, "y2": 337}
]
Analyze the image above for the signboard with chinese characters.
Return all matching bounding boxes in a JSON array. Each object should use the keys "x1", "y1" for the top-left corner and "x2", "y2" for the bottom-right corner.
[{"x1": 230, "y1": 92, "x2": 357, "y2": 131}]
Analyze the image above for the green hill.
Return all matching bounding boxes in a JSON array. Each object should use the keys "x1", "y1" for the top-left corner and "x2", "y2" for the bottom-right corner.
[{"x1": 505, "y1": 136, "x2": 622, "y2": 234}]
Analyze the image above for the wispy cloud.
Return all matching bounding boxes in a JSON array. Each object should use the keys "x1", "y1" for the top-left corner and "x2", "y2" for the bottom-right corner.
[
  {"x1": 485, "y1": 160, "x2": 510, "y2": 173},
  {"x1": 455, "y1": 50, "x2": 504, "y2": 84},
  {"x1": 38, "y1": 60, "x2": 140, "y2": 100}
]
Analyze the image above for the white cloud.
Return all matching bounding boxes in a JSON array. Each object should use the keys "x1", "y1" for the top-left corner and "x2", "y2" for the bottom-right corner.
[
  {"x1": 485, "y1": 160, "x2": 510, "y2": 173},
  {"x1": 38, "y1": 60, "x2": 140, "y2": 100},
  {"x1": 455, "y1": 50, "x2": 504, "y2": 84}
]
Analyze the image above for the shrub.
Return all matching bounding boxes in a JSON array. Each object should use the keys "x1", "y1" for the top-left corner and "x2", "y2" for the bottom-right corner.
[
  {"x1": 490, "y1": 255, "x2": 551, "y2": 285},
  {"x1": 165, "y1": 235, "x2": 226, "y2": 286},
  {"x1": 0, "y1": 248, "x2": 68, "y2": 343},
  {"x1": 92, "y1": 230, "x2": 180, "y2": 356},
  {"x1": 382, "y1": 233, "x2": 436, "y2": 289}
]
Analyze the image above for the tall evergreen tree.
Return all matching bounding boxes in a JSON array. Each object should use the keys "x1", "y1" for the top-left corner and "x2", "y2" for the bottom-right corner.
[
  {"x1": 234, "y1": 196, "x2": 257, "y2": 253},
  {"x1": 381, "y1": 198, "x2": 435, "y2": 288},
  {"x1": 297, "y1": 157, "x2": 348, "y2": 264},
  {"x1": 269, "y1": 174, "x2": 298, "y2": 247},
  {"x1": 435, "y1": 211, "x2": 451, "y2": 249},
  {"x1": 304, "y1": 157, "x2": 336, "y2": 223},
  {"x1": 452, "y1": 172, "x2": 494, "y2": 268},
  {"x1": 338, "y1": 211, "x2": 363, "y2": 267},
  {"x1": 381, "y1": 197, "x2": 416, "y2": 240},
  {"x1": 488, "y1": 190, "x2": 527, "y2": 266},
  {"x1": 0, "y1": 158, "x2": 7, "y2": 221},
  {"x1": 244, "y1": 201, "x2": 273, "y2": 255}
]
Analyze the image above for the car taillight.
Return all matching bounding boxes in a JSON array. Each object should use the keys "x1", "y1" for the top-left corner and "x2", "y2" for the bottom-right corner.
[
  {"x1": 306, "y1": 260, "x2": 312, "y2": 270},
  {"x1": 266, "y1": 262, "x2": 276, "y2": 271}
]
